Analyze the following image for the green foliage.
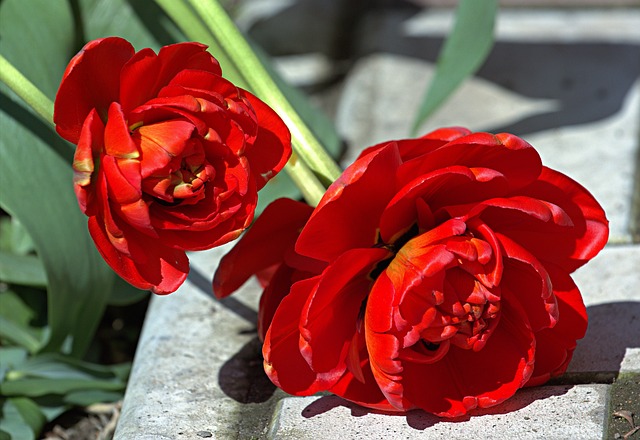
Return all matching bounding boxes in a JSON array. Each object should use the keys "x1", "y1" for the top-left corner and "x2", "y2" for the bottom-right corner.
[{"x1": 412, "y1": 0, "x2": 499, "y2": 134}]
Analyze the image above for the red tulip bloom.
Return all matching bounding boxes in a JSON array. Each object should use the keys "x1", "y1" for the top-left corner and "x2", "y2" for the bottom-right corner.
[
  {"x1": 215, "y1": 127, "x2": 608, "y2": 417},
  {"x1": 54, "y1": 37, "x2": 291, "y2": 294}
]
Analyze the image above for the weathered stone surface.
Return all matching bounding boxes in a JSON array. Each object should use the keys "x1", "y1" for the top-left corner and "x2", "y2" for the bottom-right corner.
[
  {"x1": 568, "y1": 245, "x2": 640, "y2": 375},
  {"x1": 268, "y1": 385, "x2": 609, "y2": 440},
  {"x1": 114, "y1": 246, "x2": 274, "y2": 440}
]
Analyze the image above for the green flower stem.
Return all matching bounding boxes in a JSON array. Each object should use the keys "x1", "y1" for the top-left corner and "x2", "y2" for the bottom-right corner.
[
  {"x1": 284, "y1": 152, "x2": 325, "y2": 207},
  {"x1": 184, "y1": 0, "x2": 343, "y2": 185},
  {"x1": 0, "y1": 54, "x2": 54, "y2": 126}
]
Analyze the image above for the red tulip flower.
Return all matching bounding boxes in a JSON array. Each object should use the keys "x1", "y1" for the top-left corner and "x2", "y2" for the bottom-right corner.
[
  {"x1": 54, "y1": 37, "x2": 291, "y2": 294},
  {"x1": 214, "y1": 127, "x2": 608, "y2": 417}
]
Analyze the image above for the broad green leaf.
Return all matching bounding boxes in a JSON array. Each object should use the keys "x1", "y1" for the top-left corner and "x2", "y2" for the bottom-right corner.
[
  {"x1": 0, "y1": 290, "x2": 34, "y2": 327},
  {"x1": 5, "y1": 399, "x2": 45, "y2": 440},
  {"x1": 81, "y1": 0, "x2": 165, "y2": 51},
  {"x1": 0, "y1": 399, "x2": 36, "y2": 440},
  {"x1": 11, "y1": 353, "x2": 125, "y2": 381},
  {"x1": 0, "y1": 378, "x2": 124, "y2": 397},
  {"x1": 107, "y1": 276, "x2": 149, "y2": 307},
  {"x1": 0, "y1": 317, "x2": 43, "y2": 354},
  {"x1": 0, "y1": 251, "x2": 47, "y2": 288},
  {"x1": 411, "y1": 0, "x2": 498, "y2": 134},
  {"x1": 0, "y1": 347, "x2": 28, "y2": 381},
  {"x1": 0, "y1": 218, "x2": 35, "y2": 256},
  {"x1": 0, "y1": 0, "x2": 115, "y2": 356}
]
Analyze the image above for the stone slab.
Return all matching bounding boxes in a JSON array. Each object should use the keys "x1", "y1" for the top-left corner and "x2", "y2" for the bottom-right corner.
[
  {"x1": 335, "y1": 58, "x2": 639, "y2": 243},
  {"x1": 568, "y1": 245, "x2": 640, "y2": 375},
  {"x1": 268, "y1": 384, "x2": 609, "y2": 440},
  {"x1": 337, "y1": 8, "x2": 640, "y2": 243},
  {"x1": 114, "y1": 246, "x2": 273, "y2": 440}
]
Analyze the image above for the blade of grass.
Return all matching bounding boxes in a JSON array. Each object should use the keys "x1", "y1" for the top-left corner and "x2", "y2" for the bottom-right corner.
[{"x1": 411, "y1": 0, "x2": 498, "y2": 135}]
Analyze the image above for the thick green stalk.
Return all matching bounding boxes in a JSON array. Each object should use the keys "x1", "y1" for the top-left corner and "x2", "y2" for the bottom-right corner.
[
  {"x1": 284, "y1": 153, "x2": 324, "y2": 207},
  {"x1": 184, "y1": 0, "x2": 343, "y2": 185},
  {"x1": 155, "y1": 0, "x2": 333, "y2": 206},
  {"x1": 0, "y1": 54, "x2": 54, "y2": 126}
]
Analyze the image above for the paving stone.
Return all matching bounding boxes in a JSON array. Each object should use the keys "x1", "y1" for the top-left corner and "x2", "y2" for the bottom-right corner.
[
  {"x1": 268, "y1": 384, "x2": 609, "y2": 440},
  {"x1": 114, "y1": 246, "x2": 273, "y2": 440},
  {"x1": 337, "y1": 8, "x2": 640, "y2": 242},
  {"x1": 568, "y1": 245, "x2": 640, "y2": 375}
]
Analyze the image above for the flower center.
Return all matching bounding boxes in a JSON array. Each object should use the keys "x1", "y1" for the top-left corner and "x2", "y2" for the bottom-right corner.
[{"x1": 380, "y1": 219, "x2": 503, "y2": 364}]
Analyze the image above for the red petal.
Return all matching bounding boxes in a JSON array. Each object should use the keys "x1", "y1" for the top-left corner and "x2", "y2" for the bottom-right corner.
[
  {"x1": 398, "y1": 131, "x2": 542, "y2": 192},
  {"x1": 101, "y1": 156, "x2": 141, "y2": 205},
  {"x1": 299, "y1": 248, "x2": 391, "y2": 381},
  {"x1": 379, "y1": 168, "x2": 468, "y2": 243},
  {"x1": 526, "y1": 263, "x2": 587, "y2": 386},
  {"x1": 213, "y1": 198, "x2": 314, "y2": 298},
  {"x1": 120, "y1": 42, "x2": 221, "y2": 114},
  {"x1": 262, "y1": 277, "x2": 328, "y2": 395},
  {"x1": 243, "y1": 91, "x2": 292, "y2": 190},
  {"x1": 393, "y1": 296, "x2": 535, "y2": 416},
  {"x1": 55, "y1": 37, "x2": 134, "y2": 143},
  {"x1": 87, "y1": 216, "x2": 188, "y2": 293},
  {"x1": 329, "y1": 356, "x2": 397, "y2": 412},
  {"x1": 73, "y1": 109, "x2": 104, "y2": 215},
  {"x1": 520, "y1": 167, "x2": 608, "y2": 272},
  {"x1": 135, "y1": 120, "x2": 196, "y2": 178},
  {"x1": 498, "y1": 233, "x2": 558, "y2": 332},
  {"x1": 104, "y1": 103, "x2": 139, "y2": 159},
  {"x1": 296, "y1": 142, "x2": 402, "y2": 261},
  {"x1": 356, "y1": 126, "x2": 471, "y2": 162}
]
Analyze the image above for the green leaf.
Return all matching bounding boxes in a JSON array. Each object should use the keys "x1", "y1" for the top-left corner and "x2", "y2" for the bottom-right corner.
[
  {"x1": 0, "y1": 290, "x2": 35, "y2": 327},
  {"x1": 108, "y1": 276, "x2": 149, "y2": 307},
  {"x1": 0, "y1": 347, "x2": 28, "y2": 382},
  {"x1": 81, "y1": 0, "x2": 166, "y2": 51},
  {"x1": 0, "y1": 399, "x2": 37, "y2": 440},
  {"x1": 0, "y1": 251, "x2": 47, "y2": 288},
  {"x1": 411, "y1": 0, "x2": 498, "y2": 134},
  {"x1": 0, "y1": 317, "x2": 43, "y2": 355},
  {"x1": 6, "y1": 399, "x2": 45, "y2": 439},
  {"x1": 12, "y1": 353, "x2": 127, "y2": 381},
  {"x1": 0, "y1": 218, "x2": 35, "y2": 256},
  {"x1": 0, "y1": 378, "x2": 124, "y2": 397},
  {"x1": 64, "y1": 390, "x2": 123, "y2": 406},
  {"x1": 0, "y1": 0, "x2": 115, "y2": 356}
]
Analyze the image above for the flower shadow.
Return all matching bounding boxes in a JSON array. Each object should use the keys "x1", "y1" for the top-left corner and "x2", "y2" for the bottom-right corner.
[
  {"x1": 217, "y1": 336, "x2": 277, "y2": 404},
  {"x1": 298, "y1": 301, "x2": 640, "y2": 430},
  {"x1": 300, "y1": 386, "x2": 573, "y2": 431}
]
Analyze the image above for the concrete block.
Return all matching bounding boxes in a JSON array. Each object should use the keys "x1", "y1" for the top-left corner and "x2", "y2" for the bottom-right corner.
[
  {"x1": 114, "y1": 246, "x2": 274, "y2": 440},
  {"x1": 335, "y1": 58, "x2": 639, "y2": 242},
  {"x1": 568, "y1": 245, "x2": 640, "y2": 375},
  {"x1": 268, "y1": 385, "x2": 609, "y2": 440}
]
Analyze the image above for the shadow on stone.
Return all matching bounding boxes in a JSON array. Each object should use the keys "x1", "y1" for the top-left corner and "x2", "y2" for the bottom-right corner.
[
  {"x1": 218, "y1": 336, "x2": 277, "y2": 404},
  {"x1": 249, "y1": 2, "x2": 639, "y2": 136},
  {"x1": 300, "y1": 385, "x2": 572, "y2": 431},
  {"x1": 188, "y1": 266, "x2": 258, "y2": 324},
  {"x1": 570, "y1": 301, "x2": 640, "y2": 373}
]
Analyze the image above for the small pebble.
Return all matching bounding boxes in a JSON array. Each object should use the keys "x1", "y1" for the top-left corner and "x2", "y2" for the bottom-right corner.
[{"x1": 196, "y1": 431, "x2": 213, "y2": 438}]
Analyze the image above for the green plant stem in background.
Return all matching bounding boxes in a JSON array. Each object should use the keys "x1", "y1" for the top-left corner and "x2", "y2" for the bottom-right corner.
[
  {"x1": 0, "y1": 54, "x2": 54, "y2": 126},
  {"x1": 284, "y1": 152, "x2": 324, "y2": 207},
  {"x1": 183, "y1": 0, "x2": 343, "y2": 186},
  {"x1": 155, "y1": 0, "x2": 335, "y2": 207}
]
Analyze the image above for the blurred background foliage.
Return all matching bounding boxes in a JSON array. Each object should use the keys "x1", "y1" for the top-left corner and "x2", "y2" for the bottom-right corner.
[{"x1": 0, "y1": 0, "x2": 497, "y2": 438}]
